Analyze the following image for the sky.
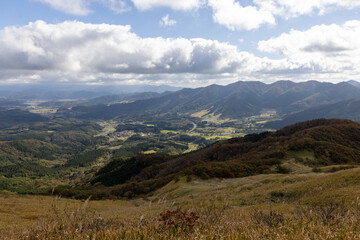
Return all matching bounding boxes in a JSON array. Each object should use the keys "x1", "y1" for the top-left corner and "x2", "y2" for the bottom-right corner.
[{"x1": 1, "y1": 0, "x2": 360, "y2": 87}]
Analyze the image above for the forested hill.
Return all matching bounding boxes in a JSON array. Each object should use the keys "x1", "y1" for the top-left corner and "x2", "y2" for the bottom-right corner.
[
  {"x1": 0, "y1": 109, "x2": 49, "y2": 129},
  {"x1": 88, "y1": 119, "x2": 360, "y2": 198},
  {"x1": 57, "y1": 80, "x2": 360, "y2": 119}
]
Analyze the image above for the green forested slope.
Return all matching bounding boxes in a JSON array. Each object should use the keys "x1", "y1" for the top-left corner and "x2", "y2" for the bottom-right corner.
[{"x1": 89, "y1": 119, "x2": 360, "y2": 198}]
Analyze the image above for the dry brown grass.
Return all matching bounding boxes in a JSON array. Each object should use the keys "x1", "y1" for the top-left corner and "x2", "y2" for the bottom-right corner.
[
  {"x1": 3, "y1": 199, "x2": 360, "y2": 239},
  {"x1": 2, "y1": 168, "x2": 360, "y2": 239}
]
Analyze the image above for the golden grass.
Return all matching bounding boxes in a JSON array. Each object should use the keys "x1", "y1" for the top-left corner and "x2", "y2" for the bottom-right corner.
[
  {"x1": 190, "y1": 110, "x2": 210, "y2": 118},
  {"x1": 160, "y1": 130, "x2": 179, "y2": 134},
  {"x1": 143, "y1": 150, "x2": 157, "y2": 154},
  {"x1": 2, "y1": 168, "x2": 360, "y2": 239},
  {"x1": 184, "y1": 143, "x2": 199, "y2": 153},
  {"x1": 29, "y1": 108, "x2": 58, "y2": 114}
]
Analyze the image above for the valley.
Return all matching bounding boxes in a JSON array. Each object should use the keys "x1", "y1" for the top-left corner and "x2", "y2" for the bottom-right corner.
[
  {"x1": 0, "y1": 101, "x2": 278, "y2": 195},
  {"x1": 2, "y1": 80, "x2": 360, "y2": 239},
  {"x1": 2, "y1": 80, "x2": 360, "y2": 196},
  {"x1": 3, "y1": 2, "x2": 360, "y2": 238}
]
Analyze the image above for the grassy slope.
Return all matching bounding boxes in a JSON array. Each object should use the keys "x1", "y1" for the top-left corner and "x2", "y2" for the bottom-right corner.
[
  {"x1": 2, "y1": 167, "x2": 360, "y2": 239},
  {"x1": 156, "y1": 167, "x2": 360, "y2": 206}
]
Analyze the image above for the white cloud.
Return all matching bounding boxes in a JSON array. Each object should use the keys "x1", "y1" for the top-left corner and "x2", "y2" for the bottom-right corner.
[
  {"x1": 131, "y1": 0, "x2": 204, "y2": 11},
  {"x1": 258, "y1": 20, "x2": 360, "y2": 73},
  {"x1": 159, "y1": 14, "x2": 177, "y2": 27},
  {"x1": 208, "y1": 0, "x2": 360, "y2": 31},
  {"x1": 0, "y1": 21, "x2": 270, "y2": 85},
  {"x1": 35, "y1": 0, "x2": 129, "y2": 15},
  {"x1": 1, "y1": 20, "x2": 360, "y2": 86},
  {"x1": 33, "y1": 0, "x2": 360, "y2": 33},
  {"x1": 208, "y1": 0, "x2": 275, "y2": 31},
  {"x1": 269, "y1": 0, "x2": 360, "y2": 18}
]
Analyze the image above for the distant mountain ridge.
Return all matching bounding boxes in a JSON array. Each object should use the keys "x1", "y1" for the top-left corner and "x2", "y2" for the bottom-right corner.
[
  {"x1": 0, "y1": 84, "x2": 181, "y2": 100},
  {"x1": 60, "y1": 80, "x2": 360, "y2": 120},
  {"x1": 266, "y1": 98, "x2": 360, "y2": 129},
  {"x1": 347, "y1": 80, "x2": 360, "y2": 88},
  {"x1": 39, "y1": 91, "x2": 173, "y2": 108}
]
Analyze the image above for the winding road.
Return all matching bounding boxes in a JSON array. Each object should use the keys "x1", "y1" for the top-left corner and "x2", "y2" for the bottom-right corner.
[{"x1": 188, "y1": 121, "x2": 197, "y2": 133}]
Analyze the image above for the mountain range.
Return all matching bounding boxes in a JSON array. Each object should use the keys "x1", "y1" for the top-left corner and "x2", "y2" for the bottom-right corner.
[
  {"x1": 266, "y1": 98, "x2": 360, "y2": 129},
  {"x1": 58, "y1": 80, "x2": 360, "y2": 120},
  {"x1": 0, "y1": 84, "x2": 181, "y2": 100}
]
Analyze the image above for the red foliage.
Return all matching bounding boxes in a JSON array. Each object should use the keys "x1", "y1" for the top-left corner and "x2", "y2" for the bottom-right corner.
[{"x1": 159, "y1": 209, "x2": 199, "y2": 229}]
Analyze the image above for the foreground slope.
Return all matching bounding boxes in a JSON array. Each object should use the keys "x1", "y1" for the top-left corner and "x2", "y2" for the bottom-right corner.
[
  {"x1": 87, "y1": 119, "x2": 360, "y2": 198},
  {"x1": 3, "y1": 165, "x2": 360, "y2": 239},
  {"x1": 4, "y1": 120, "x2": 360, "y2": 239}
]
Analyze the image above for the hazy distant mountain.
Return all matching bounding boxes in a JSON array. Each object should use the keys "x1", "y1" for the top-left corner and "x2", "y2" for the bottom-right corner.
[
  {"x1": 61, "y1": 80, "x2": 360, "y2": 120},
  {"x1": 0, "y1": 84, "x2": 182, "y2": 101},
  {"x1": 348, "y1": 80, "x2": 360, "y2": 88},
  {"x1": 39, "y1": 91, "x2": 174, "y2": 108},
  {"x1": 266, "y1": 98, "x2": 360, "y2": 129},
  {"x1": 86, "y1": 91, "x2": 170, "y2": 105},
  {"x1": 10, "y1": 89, "x2": 112, "y2": 100},
  {"x1": 109, "y1": 85, "x2": 182, "y2": 93}
]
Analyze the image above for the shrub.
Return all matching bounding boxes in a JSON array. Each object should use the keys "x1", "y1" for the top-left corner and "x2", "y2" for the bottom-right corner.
[
  {"x1": 159, "y1": 209, "x2": 199, "y2": 229},
  {"x1": 276, "y1": 165, "x2": 291, "y2": 174},
  {"x1": 312, "y1": 167, "x2": 322, "y2": 173}
]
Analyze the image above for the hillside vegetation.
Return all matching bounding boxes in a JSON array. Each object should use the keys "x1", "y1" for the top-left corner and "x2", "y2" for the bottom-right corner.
[
  {"x1": 57, "y1": 119, "x2": 360, "y2": 199},
  {"x1": 0, "y1": 109, "x2": 49, "y2": 129},
  {"x1": 0, "y1": 119, "x2": 107, "y2": 193},
  {"x1": 2, "y1": 118, "x2": 360, "y2": 239}
]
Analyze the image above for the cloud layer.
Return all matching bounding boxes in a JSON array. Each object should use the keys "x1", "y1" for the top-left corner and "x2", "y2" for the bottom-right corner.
[
  {"x1": 1, "y1": 20, "x2": 360, "y2": 85},
  {"x1": 208, "y1": 0, "x2": 360, "y2": 31},
  {"x1": 34, "y1": 0, "x2": 360, "y2": 32},
  {"x1": 0, "y1": 21, "x2": 267, "y2": 84},
  {"x1": 0, "y1": 20, "x2": 263, "y2": 74},
  {"x1": 35, "y1": 0, "x2": 203, "y2": 15},
  {"x1": 258, "y1": 21, "x2": 360, "y2": 73}
]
